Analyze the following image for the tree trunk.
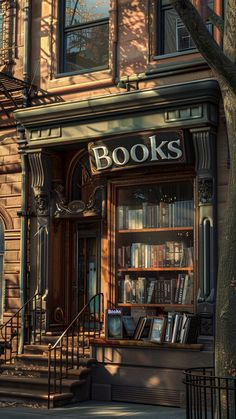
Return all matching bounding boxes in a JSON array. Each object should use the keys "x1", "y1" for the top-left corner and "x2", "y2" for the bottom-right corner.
[{"x1": 215, "y1": 85, "x2": 236, "y2": 418}]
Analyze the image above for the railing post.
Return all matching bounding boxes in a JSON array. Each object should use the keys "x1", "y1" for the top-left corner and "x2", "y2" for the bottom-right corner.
[{"x1": 47, "y1": 343, "x2": 51, "y2": 409}]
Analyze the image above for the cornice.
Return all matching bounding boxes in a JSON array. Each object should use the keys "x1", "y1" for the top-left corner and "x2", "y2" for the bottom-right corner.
[{"x1": 14, "y1": 79, "x2": 220, "y2": 129}]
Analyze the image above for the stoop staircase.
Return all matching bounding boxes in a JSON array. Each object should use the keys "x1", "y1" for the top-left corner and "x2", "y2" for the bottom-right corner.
[{"x1": 0, "y1": 293, "x2": 104, "y2": 408}]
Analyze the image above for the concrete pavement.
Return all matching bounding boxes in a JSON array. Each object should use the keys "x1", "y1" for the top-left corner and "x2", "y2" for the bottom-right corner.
[{"x1": 0, "y1": 401, "x2": 186, "y2": 419}]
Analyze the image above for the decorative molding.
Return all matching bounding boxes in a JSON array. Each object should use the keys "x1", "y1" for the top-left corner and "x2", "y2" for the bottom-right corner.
[
  {"x1": 54, "y1": 183, "x2": 85, "y2": 216},
  {"x1": 34, "y1": 194, "x2": 49, "y2": 216},
  {"x1": 199, "y1": 178, "x2": 213, "y2": 204},
  {"x1": 0, "y1": 204, "x2": 14, "y2": 229},
  {"x1": 53, "y1": 183, "x2": 104, "y2": 218},
  {"x1": 28, "y1": 151, "x2": 51, "y2": 196},
  {"x1": 53, "y1": 306, "x2": 65, "y2": 323},
  {"x1": 87, "y1": 185, "x2": 104, "y2": 212},
  {"x1": 30, "y1": 127, "x2": 61, "y2": 141}
]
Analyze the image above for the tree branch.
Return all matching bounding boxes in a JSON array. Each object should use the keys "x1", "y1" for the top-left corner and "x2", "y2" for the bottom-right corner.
[{"x1": 170, "y1": 0, "x2": 236, "y2": 95}]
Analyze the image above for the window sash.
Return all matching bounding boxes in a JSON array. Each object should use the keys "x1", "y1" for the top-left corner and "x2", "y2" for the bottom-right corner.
[
  {"x1": 158, "y1": 0, "x2": 214, "y2": 56},
  {"x1": 60, "y1": 0, "x2": 109, "y2": 73}
]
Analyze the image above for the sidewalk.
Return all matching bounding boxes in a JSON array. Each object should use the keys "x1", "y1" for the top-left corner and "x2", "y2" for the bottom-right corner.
[{"x1": 0, "y1": 401, "x2": 186, "y2": 419}]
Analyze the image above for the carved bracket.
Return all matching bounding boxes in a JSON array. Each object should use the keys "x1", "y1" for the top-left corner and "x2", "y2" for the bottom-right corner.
[
  {"x1": 35, "y1": 194, "x2": 49, "y2": 216},
  {"x1": 53, "y1": 183, "x2": 104, "y2": 218},
  {"x1": 199, "y1": 178, "x2": 213, "y2": 204}
]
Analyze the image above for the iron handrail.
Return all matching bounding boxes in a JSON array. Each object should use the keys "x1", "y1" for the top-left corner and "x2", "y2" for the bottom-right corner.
[
  {"x1": 0, "y1": 292, "x2": 43, "y2": 363},
  {"x1": 47, "y1": 292, "x2": 104, "y2": 408}
]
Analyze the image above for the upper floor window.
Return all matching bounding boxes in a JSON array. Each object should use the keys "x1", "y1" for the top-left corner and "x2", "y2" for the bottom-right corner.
[
  {"x1": 158, "y1": 0, "x2": 214, "y2": 56},
  {"x1": 61, "y1": 0, "x2": 110, "y2": 74}
]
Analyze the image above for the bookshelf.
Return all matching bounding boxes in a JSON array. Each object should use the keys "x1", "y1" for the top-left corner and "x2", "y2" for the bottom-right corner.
[{"x1": 115, "y1": 180, "x2": 195, "y2": 309}]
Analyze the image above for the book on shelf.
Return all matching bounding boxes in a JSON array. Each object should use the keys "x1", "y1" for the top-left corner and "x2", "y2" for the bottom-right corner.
[
  {"x1": 131, "y1": 313, "x2": 199, "y2": 344},
  {"x1": 147, "y1": 278, "x2": 156, "y2": 303},
  {"x1": 117, "y1": 200, "x2": 193, "y2": 231},
  {"x1": 106, "y1": 308, "x2": 123, "y2": 340},
  {"x1": 133, "y1": 316, "x2": 146, "y2": 339},
  {"x1": 139, "y1": 317, "x2": 153, "y2": 340},
  {"x1": 149, "y1": 317, "x2": 167, "y2": 343},
  {"x1": 180, "y1": 314, "x2": 199, "y2": 344},
  {"x1": 118, "y1": 241, "x2": 193, "y2": 269},
  {"x1": 123, "y1": 316, "x2": 136, "y2": 338},
  {"x1": 117, "y1": 273, "x2": 193, "y2": 305},
  {"x1": 163, "y1": 312, "x2": 199, "y2": 344},
  {"x1": 136, "y1": 277, "x2": 147, "y2": 304},
  {"x1": 124, "y1": 275, "x2": 133, "y2": 303},
  {"x1": 164, "y1": 312, "x2": 175, "y2": 342}
]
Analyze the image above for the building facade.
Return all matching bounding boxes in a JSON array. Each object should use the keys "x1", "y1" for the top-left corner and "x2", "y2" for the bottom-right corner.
[{"x1": 0, "y1": 0, "x2": 228, "y2": 407}]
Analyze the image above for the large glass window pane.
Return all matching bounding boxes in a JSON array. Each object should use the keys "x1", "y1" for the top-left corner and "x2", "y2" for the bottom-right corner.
[
  {"x1": 65, "y1": 23, "x2": 109, "y2": 72},
  {"x1": 115, "y1": 181, "x2": 194, "y2": 306},
  {"x1": 65, "y1": 0, "x2": 109, "y2": 27},
  {"x1": 160, "y1": 0, "x2": 214, "y2": 55}
]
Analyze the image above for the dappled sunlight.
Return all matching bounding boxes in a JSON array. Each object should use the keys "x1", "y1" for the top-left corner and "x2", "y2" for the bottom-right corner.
[{"x1": 146, "y1": 376, "x2": 161, "y2": 387}]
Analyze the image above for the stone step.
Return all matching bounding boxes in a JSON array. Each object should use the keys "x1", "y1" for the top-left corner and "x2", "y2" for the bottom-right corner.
[
  {"x1": 23, "y1": 344, "x2": 90, "y2": 355},
  {"x1": 15, "y1": 353, "x2": 96, "y2": 368},
  {"x1": 0, "y1": 374, "x2": 90, "y2": 407},
  {"x1": 0, "y1": 387, "x2": 74, "y2": 408},
  {"x1": 1, "y1": 363, "x2": 92, "y2": 380},
  {"x1": 0, "y1": 375, "x2": 85, "y2": 392}
]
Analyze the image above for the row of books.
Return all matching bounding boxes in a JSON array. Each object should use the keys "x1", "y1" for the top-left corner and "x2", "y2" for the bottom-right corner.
[
  {"x1": 117, "y1": 200, "x2": 194, "y2": 230},
  {"x1": 122, "y1": 313, "x2": 198, "y2": 344},
  {"x1": 118, "y1": 273, "x2": 193, "y2": 305},
  {"x1": 117, "y1": 242, "x2": 193, "y2": 268},
  {"x1": 164, "y1": 312, "x2": 198, "y2": 344}
]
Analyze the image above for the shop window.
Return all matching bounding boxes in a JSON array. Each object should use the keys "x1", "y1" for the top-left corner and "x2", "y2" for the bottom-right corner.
[
  {"x1": 0, "y1": 219, "x2": 4, "y2": 322},
  {"x1": 158, "y1": 0, "x2": 214, "y2": 56},
  {"x1": 0, "y1": 1, "x2": 16, "y2": 65},
  {"x1": 114, "y1": 180, "x2": 195, "y2": 312},
  {"x1": 60, "y1": 0, "x2": 110, "y2": 74}
]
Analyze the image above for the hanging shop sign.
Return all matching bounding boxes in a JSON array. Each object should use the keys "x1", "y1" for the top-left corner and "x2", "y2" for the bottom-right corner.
[{"x1": 88, "y1": 130, "x2": 186, "y2": 174}]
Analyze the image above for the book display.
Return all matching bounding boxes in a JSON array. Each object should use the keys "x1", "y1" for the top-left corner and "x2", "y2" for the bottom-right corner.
[
  {"x1": 107, "y1": 313, "x2": 198, "y2": 344},
  {"x1": 116, "y1": 181, "x2": 194, "y2": 310}
]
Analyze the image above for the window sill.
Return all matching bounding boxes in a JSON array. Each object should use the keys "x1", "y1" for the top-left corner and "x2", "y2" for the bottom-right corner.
[
  {"x1": 47, "y1": 68, "x2": 113, "y2": 94},
  {"x1": 146, "y1": 55, "x2": 209, "y2": 78}
]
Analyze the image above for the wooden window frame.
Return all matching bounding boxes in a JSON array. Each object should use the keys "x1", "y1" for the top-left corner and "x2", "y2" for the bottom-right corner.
[
  {"x1": 151, "y1": 0, "x2": 219, "y2": 61},
  {"x1": 59, "y1": 0, "x2": 110, "y2": 75}
]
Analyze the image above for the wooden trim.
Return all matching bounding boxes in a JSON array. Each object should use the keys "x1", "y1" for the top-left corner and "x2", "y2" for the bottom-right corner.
[{"x1": 90, "y1": 337, "x2": 203, "y2": 351}]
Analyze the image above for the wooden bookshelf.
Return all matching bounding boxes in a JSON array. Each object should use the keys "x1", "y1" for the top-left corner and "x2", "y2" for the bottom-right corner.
[{"x1": 113, "y1": 180, "x2": 195, "y2": 310}]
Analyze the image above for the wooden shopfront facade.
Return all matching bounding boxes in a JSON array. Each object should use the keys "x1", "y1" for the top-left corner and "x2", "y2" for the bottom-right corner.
[{"x1": 14, "y1": 78, "x2": 220, "y2": 406}]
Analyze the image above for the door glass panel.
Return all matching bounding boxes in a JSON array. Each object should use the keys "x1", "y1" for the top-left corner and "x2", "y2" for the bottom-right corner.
[
  {"x1": 77, "y1": 234, "x2": 98, "y2": 311},
  {"x1": 87, "y1": 237, "x2": 97, "y2": 303}
]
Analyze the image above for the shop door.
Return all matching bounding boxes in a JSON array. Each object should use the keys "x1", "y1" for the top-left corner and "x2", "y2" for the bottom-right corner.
[{"x1": 77, "y1": 226, "x2": 100, "y2": 312}]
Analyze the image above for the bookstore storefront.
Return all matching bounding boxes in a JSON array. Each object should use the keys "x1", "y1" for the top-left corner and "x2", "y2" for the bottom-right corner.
[{"x1": 14, "y1": 79, "x2": 220, "y2": 406}]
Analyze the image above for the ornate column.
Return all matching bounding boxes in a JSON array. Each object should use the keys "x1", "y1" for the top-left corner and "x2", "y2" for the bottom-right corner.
[
  {"x1": 28, "y1": 150, "x2": 51, "y2": 329},
  {"x1": 191, "y1": 127, "x2": 217, "y2": 345}
]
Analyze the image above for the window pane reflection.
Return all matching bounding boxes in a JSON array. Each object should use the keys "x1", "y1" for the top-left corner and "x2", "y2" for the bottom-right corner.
[
  {"x1": 65, "y1": 23, "x2": 109, "y2": 72},
  {"x1": 65, "y1": 0, "x2": 109, "y2": 27}
]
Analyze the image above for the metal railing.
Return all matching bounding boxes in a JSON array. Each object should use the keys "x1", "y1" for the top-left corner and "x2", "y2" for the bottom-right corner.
[
  {"x1": 0, "y1": 292, "x2": 44, "y2": 364},
  {"x1": 184, "y1": 367, "x2": 236, "y2": 419},
  {"x1": 47, "y1": 292, "x2": 104, "y2": 408}
]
